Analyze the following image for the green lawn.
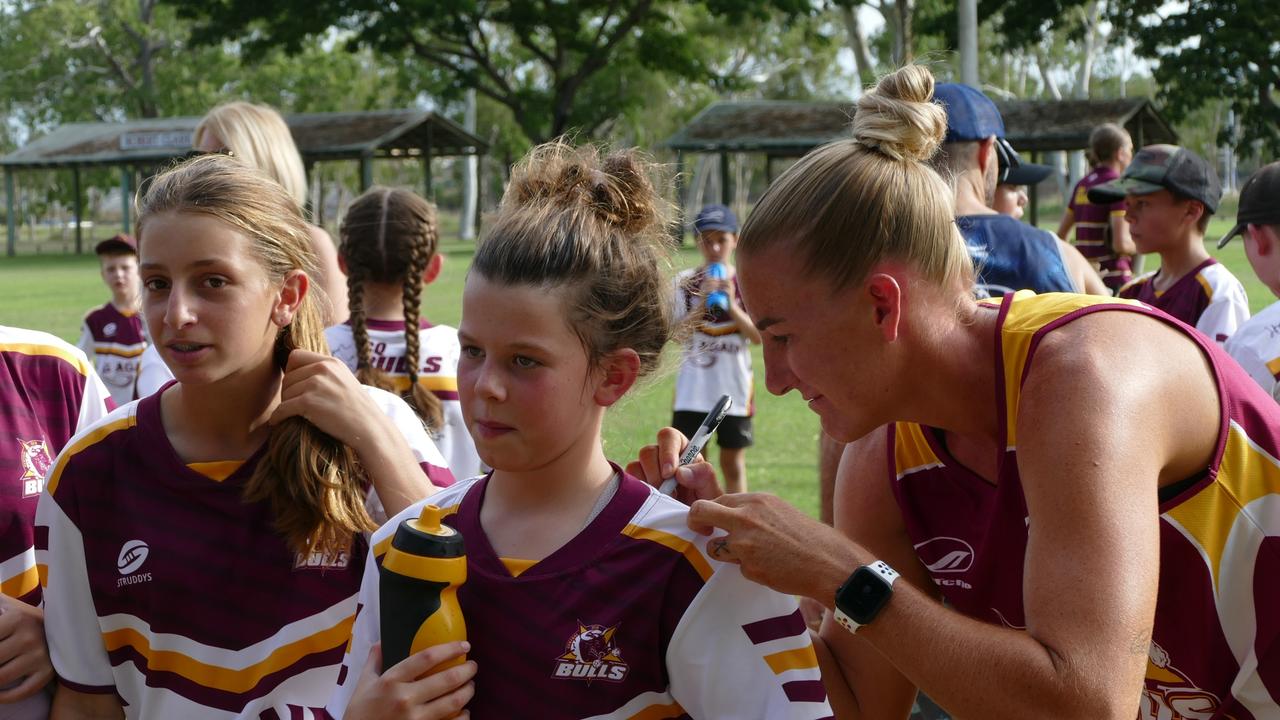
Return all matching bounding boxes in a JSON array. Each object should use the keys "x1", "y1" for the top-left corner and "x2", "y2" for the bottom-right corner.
[{"x1": 0, "y1": 213, "x2": 1267, "y2": 520}]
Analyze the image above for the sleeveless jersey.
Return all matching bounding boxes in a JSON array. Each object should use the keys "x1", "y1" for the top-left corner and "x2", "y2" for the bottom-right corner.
[
  {"x1": 956, "y1": 214, "x2": 1077, "y2": 297},
  {"x1": 889, "y1": 291, "x2": 1280, "y2": 720}
]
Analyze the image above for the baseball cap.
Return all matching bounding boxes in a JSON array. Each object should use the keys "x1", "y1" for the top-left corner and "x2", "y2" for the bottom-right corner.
[
  {"x1": 693, "y1": 204, "x2": 738, "y2": 234},
  {"x1": 998, "y1": 146, "x2": 1052, "y2": 186},
  {"x1": 94, "y1": 233, "x2": 137, "y2": 256},
  {"x1": 1087, "y1": 144, "x2": 1222, "y2": 214},
  {"x1": 1217, "y1": 161, "x2": 1280, "y2": 248},
  {"x1": 934, "y1": 82, "x2": 1019, "y2": 172}
]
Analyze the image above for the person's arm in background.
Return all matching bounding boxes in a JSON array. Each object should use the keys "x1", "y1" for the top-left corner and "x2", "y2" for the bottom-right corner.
[
  {"x1": 1057, "y1": 239, "x2": 1110, "y2": 295},
  {"x1": 1109, "y1": 209, "x2": 1137, "y2": 258},
  {"x1": 1056, "y1": 207, "x2": 1076, "y2": 241}
]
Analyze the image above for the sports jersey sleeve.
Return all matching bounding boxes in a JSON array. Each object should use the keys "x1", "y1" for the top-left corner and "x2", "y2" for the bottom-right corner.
[
  {"x1": 36, "y1": 451, "x2": 116, "y2": 693},
  {"x1": 325, "y1": 325, "x2": 358, "y2": 373},
  {"x1": 666, "y1": 563, "x2": 831, "y2": 719},
  {"x1": 76, "y1": 323, "x2": 93, "y2": 360},
  {"x1": 134, "y1": 344, "x2": 173, "y2": 398},
  {"x1": 1196, "y1": 277, "x2": 1250, "y2": 345},
  {"x1": 77, "y1": 364, "x2": 114, "y2": 429},
  {"x1": 1225, "y1": 335, "x2": 1280, "y2": 400}
]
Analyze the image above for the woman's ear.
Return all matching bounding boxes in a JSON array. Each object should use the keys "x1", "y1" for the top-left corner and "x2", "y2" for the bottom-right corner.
[
  {"x1": 865, "y1": 272, "x2": 904, "y2": 343},
  {"x1": 593, "y1": 348, "x2": 641, "y2": 408},
  {"x1": 274, "y1": 270, "x2": 310, "y2": 326}
]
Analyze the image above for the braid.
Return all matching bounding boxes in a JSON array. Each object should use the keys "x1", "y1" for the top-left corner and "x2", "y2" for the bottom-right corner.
[
  {"x1": 347, "y1": 269, "x2": 395, "y2": 394},
  {"x1": 401, "y1": 211, "x2": 444, "y2": 431}
]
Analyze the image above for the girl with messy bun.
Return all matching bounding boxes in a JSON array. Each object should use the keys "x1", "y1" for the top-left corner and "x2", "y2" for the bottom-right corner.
[
  {"x1": 637, "y1": 64, "x2": 1280, "y2": 718},
  {"x1": 331, "y1": 141, "x2": 833, "y2": 719}
]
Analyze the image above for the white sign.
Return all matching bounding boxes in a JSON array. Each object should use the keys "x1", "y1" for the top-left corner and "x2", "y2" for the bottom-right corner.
[{"x1": 120, "y1": 131, "x2": 193, "y2": 150}]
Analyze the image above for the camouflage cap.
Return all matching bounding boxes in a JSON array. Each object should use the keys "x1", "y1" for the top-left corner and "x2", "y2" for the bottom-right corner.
[{"x1": 1087, "y1": 144, "x2": 1221, "y2": 213}]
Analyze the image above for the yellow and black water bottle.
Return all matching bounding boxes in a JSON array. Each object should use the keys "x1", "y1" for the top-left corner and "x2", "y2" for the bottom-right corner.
[{"x1": 379, "y1": 504, "x2": 467, "y2": 672}]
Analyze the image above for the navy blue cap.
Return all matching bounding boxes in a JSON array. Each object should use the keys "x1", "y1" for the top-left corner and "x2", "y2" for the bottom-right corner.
[
  {"x1": 693, "y1": 204, "x2": 738, "y2": 234},
  {"x1": 934, "y1": 83, "x2": 1006, "y2": 143}
]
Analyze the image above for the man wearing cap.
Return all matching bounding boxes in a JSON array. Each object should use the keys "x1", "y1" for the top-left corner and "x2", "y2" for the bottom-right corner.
[
  {"x1": 1092, "y1": 144, "x2": 1250, "y2": 345},
  {"x1": 76, "y1": 233, "x2": 147, "y2": 406},
  {"x1": 930, "y1": 82, "x2": 1104, "y2": 298},
  {"x1": 1222, "y1": 162, "x2": 1280, "y2": 399}
]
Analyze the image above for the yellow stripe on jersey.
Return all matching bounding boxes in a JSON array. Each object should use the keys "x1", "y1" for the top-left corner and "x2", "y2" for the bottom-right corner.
[
  {"x1": 1164, "y1": 421, "x2": 1280, "y2": 592},
  {"x1": 626, "y1": 700, "x2": 687, "y2": 720},
  {"x1": 1110, "y1": 209, "x2": 1126, "y2": 216},
  {"x1": 1195, "y1": 273, "x2": 1215, "y2": 301},
  {"x1": 762, "y1": 645, "x2": 819, "y2": 674},
  {"x1": 0, "y1": 341, "x2": 92, "y2": 377},
  {"x1": 90, "y1": 345, "x2": 146, "y2": 358},
  {"x1": 621, "y1": 524, "x2": 713, "y2": 582},
  {"x1": 386, "y1": 375, "x2": 459, "y2": 394},
  {"x1": 894, "y1": 422, "x2": 941, "y2": 479},
  {"x1": 1266, "y1": 356, "x2": 1280, "y2": 378},
  {"x1": 1, "y1": 564, "x2": 39, "y2": 599},
  {"x1": 997, "y1": 292, "x2": 1145, "y2": 446},
  {"x1": 372, "y1": 504, "x2": 460, "y2": 559},
  {"x1": 100, "y1": 614, "x2": 355, "y2": 694},
  {"x1": 46, "y1": 416, "x2": 136, "y2": 496}
]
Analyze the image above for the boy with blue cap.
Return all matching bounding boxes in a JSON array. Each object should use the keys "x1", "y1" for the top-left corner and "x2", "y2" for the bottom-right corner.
[{"x1": 672, "y1": 204, "x2": 761, "y2": 493}]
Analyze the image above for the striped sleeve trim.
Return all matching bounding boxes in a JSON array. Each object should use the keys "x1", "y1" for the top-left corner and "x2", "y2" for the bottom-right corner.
[
  {"x1": 621, "y1": 523, "x2": 713, "y2": 582},
  {"x1": 46, "y1": 415, "x2": 136, "y2": 496},
  {"x1": 0, "y1": 548, "x2": 39, "y2": 600},
  {"x1": 0, "y1": 341, "x2": 92, "y2": 376}
]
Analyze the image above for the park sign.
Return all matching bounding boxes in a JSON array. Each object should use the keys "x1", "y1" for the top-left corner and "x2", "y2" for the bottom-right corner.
[{"x1": 119, "y1": 131, "x2": 194, "y2": 150}]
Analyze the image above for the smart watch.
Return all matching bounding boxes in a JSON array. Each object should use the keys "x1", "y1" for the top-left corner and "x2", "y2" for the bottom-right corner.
[{"x1": 832, "y1": 560, "x2": 899, "y2": 634}]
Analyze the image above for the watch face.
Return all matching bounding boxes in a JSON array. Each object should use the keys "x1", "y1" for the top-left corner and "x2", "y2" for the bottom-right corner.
[{"x1": 840, "y1": 565, "x2": 893, "y2": 623}]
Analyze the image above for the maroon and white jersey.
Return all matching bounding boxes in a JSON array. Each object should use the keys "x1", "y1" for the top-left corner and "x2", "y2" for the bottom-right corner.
[
  {"x1": 327, "y1": 318, "x2": 481, "y2": 479},
  {"x1": 330, "y1": 471, "x2": 832, "y2": 719},
  {"x1": 1068, "y1": 165, "x2": 1133, "y2": 291},
  {"x1": 890, "y1": 291, "x2": 1280, "y2": 719},
  {"x1": 77, "y1": 303, "x2": 147, "y2": 406},
  {"x1": 1119, "y1": 258, "x2": 1249, "y2": 345},
  {"x1": 673, "y1": 267, "x2": 754, "y2": 417},
  {"x1": 0, "y1": 326, "x2": 111, "y2": 607},
  {"x1": 35, "y1": 385, "x2": 452, "y2": 719}
]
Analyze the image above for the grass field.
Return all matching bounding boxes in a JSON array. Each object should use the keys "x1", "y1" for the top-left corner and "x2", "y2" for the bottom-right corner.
[{"x1": 0, "y1": 214, "x2": 1264, "y2": 519}]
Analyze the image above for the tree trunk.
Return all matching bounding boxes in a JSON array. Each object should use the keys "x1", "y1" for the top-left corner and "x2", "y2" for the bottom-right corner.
[
  {"x1": 897, "y1": 0, "x2": 915, "y2": 64},
  {"x1": 460, "y1": 89, "x2": 478, "y2": 240},
  {"x1": 958, "y1": 0, "x2": 979, "y2": 86},
  {"x1": 838, "y1": 5, "x2": 877, "y2": 88}
]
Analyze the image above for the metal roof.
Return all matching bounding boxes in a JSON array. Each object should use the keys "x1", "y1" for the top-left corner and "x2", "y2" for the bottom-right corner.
[
  {"x1": 664, "y1": 97, "x2": 1177, "y2": 155},
  {"x1": 0, "y1": 109, "x2": 488, "y2": 170}
]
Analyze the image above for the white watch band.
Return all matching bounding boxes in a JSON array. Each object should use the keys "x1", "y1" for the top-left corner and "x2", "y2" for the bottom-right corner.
[{"x1": 833, "y1": 560, "x2": 899, "y2": 635}]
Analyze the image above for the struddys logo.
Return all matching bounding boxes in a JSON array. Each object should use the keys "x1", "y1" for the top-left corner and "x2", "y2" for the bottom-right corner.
[
  {"x1": 116, "y1": 540, "x2": 152, "y2": 588},
  {"x1": 1139, "y1": 641, "x2": 1231, "y2": 720},
  {"x1": 552, "y1": 622, "x2": 629, "y2": 683},
  {"x1": 17, "y1": 439, "x2": 52, "y2": 498}
]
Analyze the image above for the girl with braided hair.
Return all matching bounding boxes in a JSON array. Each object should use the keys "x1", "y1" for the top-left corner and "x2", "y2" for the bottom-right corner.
[{"x1": 326, "y1": 187, "x2": 481, "y2": 480}]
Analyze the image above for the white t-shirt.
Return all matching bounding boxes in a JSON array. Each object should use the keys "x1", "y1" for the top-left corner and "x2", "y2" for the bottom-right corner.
[
  {"x1": 672, "y1": 268, "x2": 753, "y2": 417},
  {"x1": 326, "y1": 319, "x2": 482, "y2": 479},
  {"x1": 1226, "y1": 299, "x2": 1280, "y2": 402}
]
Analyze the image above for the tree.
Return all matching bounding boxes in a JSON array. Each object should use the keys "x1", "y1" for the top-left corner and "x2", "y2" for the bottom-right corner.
[
  {"x1": 167, "y1": 0, "x2": 813, "y2": 145},
  {"x1": 968, "y1": 0, "x2": 1280, "y2": 155}
]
